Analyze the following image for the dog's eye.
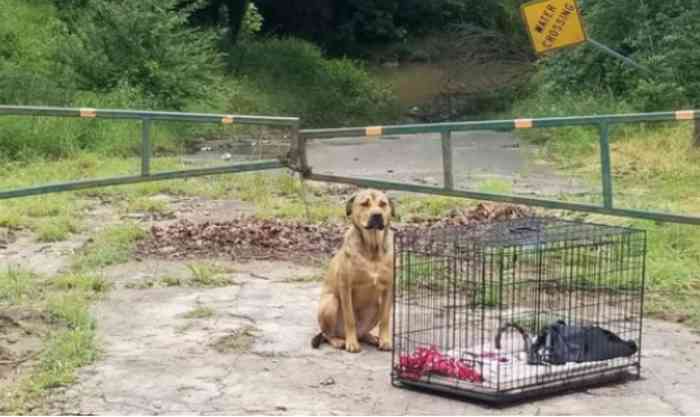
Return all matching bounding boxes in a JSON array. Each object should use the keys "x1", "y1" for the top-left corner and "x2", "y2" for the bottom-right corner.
[
  {"x1": 379, "y1": 201, "x2": 387, "y2": 208},
  {"x1": 361, "y1": 200, "x2": 370, "y2": 207}
]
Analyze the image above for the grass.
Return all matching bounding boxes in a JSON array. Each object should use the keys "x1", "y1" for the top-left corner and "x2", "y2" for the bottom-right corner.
[
  {"x1": 72, "y1": 224, "x2": 146, "y2": 271},
  {"x1": 183, "y1": 306, "x2": 215, "y2": 319},
  {"x1": 478, "y1": 178, "x2": 514, "y2": 195},
  {"x1": 126, "y1": 265, "x2": 238, "y2": 289},
  {"x1": 512, "y1": 91, "x2": 700, "y2": 326},
  {"x1": 0, "y1": 267, "x2": 42, "y2": 305},
  {"x1": 50, "y1": 273, "x2": 111, "y2": 294},
  {"x1": 0, "y1": 269, "x2": 105, "y2": 414},
  {"x1": 34, "y1": 216, "x2": 81, "y2": 242},
  {"x1": 397, "y1": 195, "x2": 475, "y2": 220},
  {"x1": 2, "y1": 158, "x2": 483, "y2": 231},
  {"x1": 126, "y1": 197, "x2": 172, "y2": 217},
  {"x1": 187, "y1": 262, "x2": 235, "y2": 287},
  {"x1": 0, "y1": 195, "x2": 83, "y2": 242}
]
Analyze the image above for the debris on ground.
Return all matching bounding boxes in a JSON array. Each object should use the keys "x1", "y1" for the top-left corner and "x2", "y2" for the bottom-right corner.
[
  {"x1": 406, "y1": 202, "x2": 534, "y2": 228},
  {"x1": 136, "y1": 204, "x2": 534, "y2": 262},
  {"x1": 320, "y1": 377, "x2": 336, "y2": 386},
  {"x1": 0, "y1": 310, "x2": 49, "y2": 388},
  {"x1": 137, "y1": 218, "x2": 346, "y2": 262},
  {"x1": 210, "y1": 326, "x2": 258, "y2": 353}
]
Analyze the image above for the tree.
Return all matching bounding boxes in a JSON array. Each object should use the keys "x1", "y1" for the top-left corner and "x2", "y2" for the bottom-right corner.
[
  {"x1": 185, "y1": 0, "x2": 252, "y2": 44},
  {"x1": 59, "y1": 0, "x2": 222, "y2": 109},
  {"x1": 540, "y1": 0, "x2": 700, "y2": 111}
]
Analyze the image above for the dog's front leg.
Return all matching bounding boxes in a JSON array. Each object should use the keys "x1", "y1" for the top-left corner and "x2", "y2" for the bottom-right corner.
[
  {"x1": 338, "y1": 280, "x2": 361, "y2": 353},
  {"x1": 377, "y1": 288, "x2": 393, "y2": 351}
]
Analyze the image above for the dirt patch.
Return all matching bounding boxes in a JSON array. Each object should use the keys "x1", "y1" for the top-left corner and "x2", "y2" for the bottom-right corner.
[
  {"x1": 211, "y1": 326, "x2": 259, "y2": 354},
  {"x1": 0, "y1": 228, "x2": 17, "y2": 250},
  {"x1": 0, "y1": 308, "x2": 50, "y2": 387}
]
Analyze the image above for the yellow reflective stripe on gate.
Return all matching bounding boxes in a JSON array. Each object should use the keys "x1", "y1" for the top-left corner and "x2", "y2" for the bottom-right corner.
[
  {"x1": 514, "y1": 118, "x2": 534, "y2": 129},
  {"x1": 365, "y1": 126, "x2": 383, "y2": 137},
  {"x1": 79, "y1": 108, "x2": 97, "y2": 118},
  {"x1": 222, "y1": 115, "x2": 235, "y2": 124},
  {"x1": 676, "y1": 110, "x2": 695, "y2": 121}
]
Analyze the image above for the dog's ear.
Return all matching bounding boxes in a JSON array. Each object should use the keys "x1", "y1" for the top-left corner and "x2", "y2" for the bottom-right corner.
[{"x1": 345, "y1": 195, "x2": 356, "y2": 217}]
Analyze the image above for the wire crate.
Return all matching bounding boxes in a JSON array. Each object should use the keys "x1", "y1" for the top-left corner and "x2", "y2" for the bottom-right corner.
[{"x1": 391, "y1": 217, "x2": 646, "y2": 404}]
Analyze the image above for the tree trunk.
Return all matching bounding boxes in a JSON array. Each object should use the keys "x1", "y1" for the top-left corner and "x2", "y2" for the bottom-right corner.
[{"x1": 226, "y1": 0, "x2": 250, "y2": 45}]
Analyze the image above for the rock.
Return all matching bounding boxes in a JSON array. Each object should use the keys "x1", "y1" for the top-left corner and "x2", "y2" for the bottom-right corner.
[{"x1": 320, "y1": 376, "x2": 335, "y2": 386}]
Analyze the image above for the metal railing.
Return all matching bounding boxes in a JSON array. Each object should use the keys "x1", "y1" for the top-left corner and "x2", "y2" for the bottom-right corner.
[
  {"x1": 0, "y1": 105, "x2": 299, "y2": 199},
  {"x1": 295, "y1": 110, "x2": 700, "y2": 225},
  {"x1": 2, "y1": 104, "x2": 700, "y2": 225}
]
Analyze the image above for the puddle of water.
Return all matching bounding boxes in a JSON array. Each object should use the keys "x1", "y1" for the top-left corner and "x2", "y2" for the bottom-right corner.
[
  {"x1": 372, "y1": 60, "x2": 531, "y2": 120},
  {"x1": 371, "y1": 63, "x2": 446, "y2": 110}
]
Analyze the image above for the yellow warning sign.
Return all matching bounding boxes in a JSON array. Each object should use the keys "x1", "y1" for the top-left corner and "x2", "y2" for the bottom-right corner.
[{"x1": 521, "y1": 0, "x2": 587, "y2": 55}]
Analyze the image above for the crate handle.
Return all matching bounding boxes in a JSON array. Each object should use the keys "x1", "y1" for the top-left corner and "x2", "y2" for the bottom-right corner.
[{"x1": 509, "y1": 226, "x2": 538, "y2": 234}]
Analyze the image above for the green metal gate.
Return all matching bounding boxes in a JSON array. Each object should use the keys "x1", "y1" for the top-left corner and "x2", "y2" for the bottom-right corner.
[
  {"x1": 2, "y1": 104, "x2": 699, "y2": 225},
  {"x1": 0, "y1": 105, "x2": 299, "y2": 199},
  {"x1": 292, "y1": 110, "x2": 700, "y2": 225}
]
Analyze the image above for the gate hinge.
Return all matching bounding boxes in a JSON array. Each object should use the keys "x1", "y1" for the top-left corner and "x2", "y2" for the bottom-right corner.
[{"x1": 279, "y1": 149, "x2": 311, "y2": 177}]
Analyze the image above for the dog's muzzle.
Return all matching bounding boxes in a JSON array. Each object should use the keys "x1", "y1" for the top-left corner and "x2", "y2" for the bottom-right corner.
[{"x1": 366, "y1": 213, "x2": 385, "y2": 230}]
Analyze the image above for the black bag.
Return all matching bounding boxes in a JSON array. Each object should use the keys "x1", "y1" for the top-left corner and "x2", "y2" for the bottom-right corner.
[{"x1": 530, "y1": 320, "x2": 638, "y2": 365}]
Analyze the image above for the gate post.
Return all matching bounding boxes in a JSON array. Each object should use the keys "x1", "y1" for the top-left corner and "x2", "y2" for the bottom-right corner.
[
  {"x1": 599, "y1": 123, "x2": 614, "y2": 209},
  {"x1": 441, "y1": 131, "x2": 454, "y2": 190},
  {"x1": 142, "y1": 118, "x2": 152, "y2": 176}
]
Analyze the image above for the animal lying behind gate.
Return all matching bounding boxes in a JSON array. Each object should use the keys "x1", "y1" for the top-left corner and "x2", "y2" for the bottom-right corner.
[{"x1": 311, "y1": 189, "x2": 395, "y2": 353}]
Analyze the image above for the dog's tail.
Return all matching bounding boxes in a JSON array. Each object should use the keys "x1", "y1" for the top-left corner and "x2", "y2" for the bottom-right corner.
[{"x1": 311, "y1": 332, "x2": 324, "y2": 349}]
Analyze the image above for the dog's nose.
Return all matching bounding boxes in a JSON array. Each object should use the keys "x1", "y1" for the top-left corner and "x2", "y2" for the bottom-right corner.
[{"x1": 368, "y1": 213, "x2": 384, "y2": 230}]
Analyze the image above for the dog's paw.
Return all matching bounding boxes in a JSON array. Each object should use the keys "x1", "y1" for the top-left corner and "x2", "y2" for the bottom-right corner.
[
  {"x1": 378, "y1": 338, "x2": 392, "y2": 351},
  {"x1": 346, "y1": 339, "x2": 362, "y2": 353}
]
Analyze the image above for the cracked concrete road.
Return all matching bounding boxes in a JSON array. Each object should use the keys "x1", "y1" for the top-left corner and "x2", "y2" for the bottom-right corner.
[
  {"x1": 54, "y1": 259, "x2": 700, "y2": 416},
  {"x1": 306, "y1": 130, "x2": 589, "y2": 197}
]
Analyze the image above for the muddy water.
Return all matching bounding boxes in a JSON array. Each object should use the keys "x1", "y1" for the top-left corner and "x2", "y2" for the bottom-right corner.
[
  {"x1": 371, "y1": 63, "x2": 446, "y2": 111},
  {"x1": 371, "y1": 60, "x2": 522, "y2": 120}
]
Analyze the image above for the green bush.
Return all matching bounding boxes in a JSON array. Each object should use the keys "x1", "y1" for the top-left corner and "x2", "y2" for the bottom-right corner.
[
  {"x1": 0, "y1": 84, "x2": 159, "y2": 161},
  {"x1": 539, "y1": 0, "x2": 700, "y2": 110},
  {"x1": 227, "y1": 38, "x2": 398, "y2": 126},
  {"x1": 254, "y1": 0, "x2": 530, "y2": 55},
  {"x1": 0, "y1": 0, "x2": 72, "y2": 105},
  {"x1": 57, "y1": 0, "x2": 223, "y2": 109}
]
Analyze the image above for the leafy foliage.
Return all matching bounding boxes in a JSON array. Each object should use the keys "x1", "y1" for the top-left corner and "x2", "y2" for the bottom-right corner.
[
  {"x1": 540, "y1": 0, "x2": 700, "y2": 110},
  {"x1": 0, "y1": 0, "x2": 71, "y2": 105},
  {"x1": 57, "y1": 0, "x2": 222, "y2": 109},
  {"x1": 228, "y1": 38, "x2": 397, "y2": 126},
  {"x1": 254, "y1": 0, "x2": 530, "y2": 55}
]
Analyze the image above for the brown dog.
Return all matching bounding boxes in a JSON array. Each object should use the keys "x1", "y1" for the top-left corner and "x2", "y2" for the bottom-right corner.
[{"x1": 311, "y1": 189, "x2": 395, "y2": 353}]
